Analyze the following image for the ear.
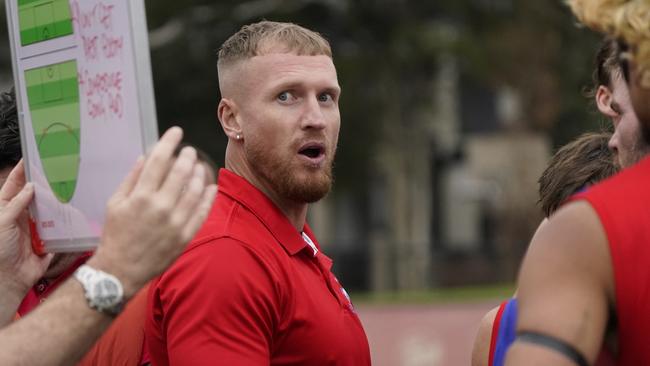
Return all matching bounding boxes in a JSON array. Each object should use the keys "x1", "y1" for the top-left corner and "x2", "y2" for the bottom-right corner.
[
  {"x1": 217, "y1": 98, "x2": 243, "y2": 140},
  {"x1": 595, "y1": 85, "x2": 618, "y2": 118}
]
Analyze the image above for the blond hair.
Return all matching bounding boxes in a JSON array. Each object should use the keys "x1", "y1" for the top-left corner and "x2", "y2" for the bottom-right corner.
[
  {"x1": 568, "y1": 0, "x2": 650, "y2": 88},
  {"x1": 217, "y1": 21, "x2": 332, "y2": 68}
]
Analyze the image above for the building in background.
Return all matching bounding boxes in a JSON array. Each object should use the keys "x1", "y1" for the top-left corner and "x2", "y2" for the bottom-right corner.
[
  {"x1": 311, "y1": 48, "x2": 549, "y2": 291},
  {"x1": 0, "y1": 0, "x2": 601, "y2": 293}
]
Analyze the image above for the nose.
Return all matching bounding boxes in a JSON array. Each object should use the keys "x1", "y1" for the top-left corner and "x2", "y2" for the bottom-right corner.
[{"x1": 301, "y1": 95, "x2": 326, "y2": 130}]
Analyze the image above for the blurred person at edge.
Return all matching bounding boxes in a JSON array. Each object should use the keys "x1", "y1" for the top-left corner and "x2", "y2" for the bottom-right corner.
[
  {"x1": 472, "y1": 37, "x2": 646, "y2": 366},
  {"x1": 594, "y1": 39, "x2": 649, "y2": 168},
  {"x1": 506, "y1": 1, "x2": 650, "y2": 365},
  {"x1": 471, "y1": 131, "x2": 619, "y2": 366}
]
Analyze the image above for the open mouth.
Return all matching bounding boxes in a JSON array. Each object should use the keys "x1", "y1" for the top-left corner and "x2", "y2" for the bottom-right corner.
[{"x1": 298, "y1": 143, "x2": 325, "y2": 160}]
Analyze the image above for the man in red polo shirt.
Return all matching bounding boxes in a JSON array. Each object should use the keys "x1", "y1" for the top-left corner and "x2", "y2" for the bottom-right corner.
[{"x1": 146, "y1": 21, "x2": 371, "y2": 365}]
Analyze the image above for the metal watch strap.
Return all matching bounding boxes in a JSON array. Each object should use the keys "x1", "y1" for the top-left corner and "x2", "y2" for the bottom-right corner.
[{"x1": 73, "y1": 264, "x2": 124, "y2": 316}]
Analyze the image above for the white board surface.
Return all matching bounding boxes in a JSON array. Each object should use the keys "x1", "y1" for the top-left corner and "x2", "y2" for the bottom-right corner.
[{"x1": 5, "y1": 0, "x2": 158, "y2": 252}]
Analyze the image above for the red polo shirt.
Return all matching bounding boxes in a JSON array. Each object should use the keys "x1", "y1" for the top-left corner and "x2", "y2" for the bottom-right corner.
[
  {"x1": 17, "y1": 253, "x2": 92, "y2": 315},
  {"x1": 146, "y1": 169, "x2": 371, "y2": 365}
]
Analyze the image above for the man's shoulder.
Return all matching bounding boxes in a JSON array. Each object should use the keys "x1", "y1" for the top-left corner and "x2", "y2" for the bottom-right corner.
[
  {"x1": 155, "y1": 187, "x2": 293, "y2": 290},
  {"x1": 572, "y1": 158, "x2": 650, "y2": 242},
  {"x1": 179, "y1": 235, "x2": 278, "y2": 268},
  {"x1": 151, "y1": 235, "x2": 291, "y2": 315},
  {"x1": 184, "y1": 223, "x2": 284, "y2": 264},
  {"x1": 584, "y1": 155, "x2": 650, "y2": 198},
  {"x1": 189, "y1": 191, "x2": 281, "y2": 253},
  {"x1": 157, "y1": 234, "x2": 289, "y2": 291}
]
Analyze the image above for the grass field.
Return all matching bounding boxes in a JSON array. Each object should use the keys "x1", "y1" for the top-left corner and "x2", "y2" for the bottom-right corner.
[{"x1": 352, "y1": 283, "x2": 516, "y2": 305}]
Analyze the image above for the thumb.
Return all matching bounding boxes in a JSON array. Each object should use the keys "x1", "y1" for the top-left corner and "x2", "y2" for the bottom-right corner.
[
  {"x1": 0, "y1": 160, "x2": 26, "y2": 205},
  {"x1": 0, "y1": 183, "x2": 34, "y2": 225}
]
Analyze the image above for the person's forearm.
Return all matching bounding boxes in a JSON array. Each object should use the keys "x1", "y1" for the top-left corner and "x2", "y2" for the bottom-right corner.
[
  {"x1": 0, "y1": 278, "x2": 112, "y2": 366},
  {"x1": 0, "y1": 281, "x2": 28, "y2": 328}
]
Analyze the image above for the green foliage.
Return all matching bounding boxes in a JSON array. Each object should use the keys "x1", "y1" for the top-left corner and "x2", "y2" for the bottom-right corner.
[
  {"x1": 352, "y1": 283, "x2": 517, "y2": 304},
  {"x1": 142, "y1": 0, "x2": 603, "y2": 191},
  {"x1": 0, "y1": 0, "x2": 605, "y2": 187}
]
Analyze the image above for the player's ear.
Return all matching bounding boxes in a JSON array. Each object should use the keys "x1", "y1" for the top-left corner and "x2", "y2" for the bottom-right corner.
[
  {"x1": 217, "y1": 98, "x2": 242, "y2": 140},
  {"x1": 596, "y1": 85, "x2": 618, "y2": 118}
]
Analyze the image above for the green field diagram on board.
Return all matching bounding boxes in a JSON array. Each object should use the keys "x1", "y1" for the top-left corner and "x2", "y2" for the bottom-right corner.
[
  {"x1": 18, "y1": 0, "x2": 74, "y2": 46},
  {"x1": 25, "y1": 60, "x2": 80, "y2": 203}
]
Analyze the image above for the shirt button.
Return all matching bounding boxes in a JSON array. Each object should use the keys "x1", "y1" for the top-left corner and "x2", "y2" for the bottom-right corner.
[{"x1": 36, "y1": 283, "x2": 46, "y2": 293}]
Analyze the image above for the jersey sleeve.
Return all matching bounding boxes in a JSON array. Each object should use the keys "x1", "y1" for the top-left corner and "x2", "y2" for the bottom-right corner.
[
  {"x1": 488, "y1": 301, "x2": 507, "y2": 366},
  {"x1": 147, "y1": 238, "x2": 285, "y2": 366},
  {"x1": 491, "y1": 298, "x2": 518, "y2": 366}
]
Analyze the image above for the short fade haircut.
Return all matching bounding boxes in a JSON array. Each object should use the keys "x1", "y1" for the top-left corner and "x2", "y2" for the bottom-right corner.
[
  {"x1": 0, "y1": 89, "x2": 22, "y2": 171},
  {"x1": 538, "y1": 132, "x2": 619, "y2": 217},
  {"x1": 217, "y1": 20, "x2": 332, "y2": 69}
]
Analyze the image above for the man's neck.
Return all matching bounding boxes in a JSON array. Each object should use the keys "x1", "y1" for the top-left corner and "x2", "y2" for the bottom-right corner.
[{"x1": 224, "y1": 161, "x2": 308, "y2": 231}]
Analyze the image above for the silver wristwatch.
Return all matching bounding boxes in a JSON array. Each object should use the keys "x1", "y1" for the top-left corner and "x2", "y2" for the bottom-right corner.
[{"x1": 73, "y1": 264, "x2": 124, "y2": 316}]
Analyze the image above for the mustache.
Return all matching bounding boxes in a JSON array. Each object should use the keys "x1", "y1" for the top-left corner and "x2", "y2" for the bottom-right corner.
[{"x1": 294, "y1": 133, "x2": 337, "y2": 149}]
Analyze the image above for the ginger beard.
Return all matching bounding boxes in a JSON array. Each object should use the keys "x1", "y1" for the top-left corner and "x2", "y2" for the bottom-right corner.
[{"x1": 245, "y1": 134, "x2": 336, "y2": 204}]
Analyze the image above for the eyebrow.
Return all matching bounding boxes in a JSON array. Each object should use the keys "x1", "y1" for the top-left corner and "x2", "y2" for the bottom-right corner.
[
  {"x1": 270, "y1": 81, "x2": 341, "y2": 95},
  {"x1": 320, "y1": 87, "x2": 341, "y2": 97}
]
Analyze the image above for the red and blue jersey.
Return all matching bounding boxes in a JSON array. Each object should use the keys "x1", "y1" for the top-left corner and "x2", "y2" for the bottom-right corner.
[{"x1": 488, "y1": 299, "x2": 518, "y2": 366}]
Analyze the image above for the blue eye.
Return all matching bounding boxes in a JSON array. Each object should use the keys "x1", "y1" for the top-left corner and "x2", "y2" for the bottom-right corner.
[
  {"x1": 318, "y1": 93, "x2": 332, "y2": 102},
  {"x1": 278, "y1": 92, "x2": 290, "y2": 102}
]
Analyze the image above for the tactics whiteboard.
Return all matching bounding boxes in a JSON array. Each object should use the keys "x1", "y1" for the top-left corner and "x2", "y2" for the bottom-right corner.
[{"x1": 5, "y1": 0, "x2": 158, "y2": 252}]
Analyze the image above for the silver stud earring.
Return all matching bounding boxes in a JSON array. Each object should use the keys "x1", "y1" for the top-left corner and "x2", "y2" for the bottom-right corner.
[{"x1": 236, "y1": 134, "x2": 241, "y2": 140}]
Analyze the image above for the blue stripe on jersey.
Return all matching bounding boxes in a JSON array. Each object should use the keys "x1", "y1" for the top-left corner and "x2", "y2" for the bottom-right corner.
[{"x1": 493, "y1": 298, "x2": 518, "y2": 366}]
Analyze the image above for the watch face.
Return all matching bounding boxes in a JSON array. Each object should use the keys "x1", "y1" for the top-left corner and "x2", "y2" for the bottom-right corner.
[{"x1": 93, "y1": 278, "x2": 120, "y2": 307}]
